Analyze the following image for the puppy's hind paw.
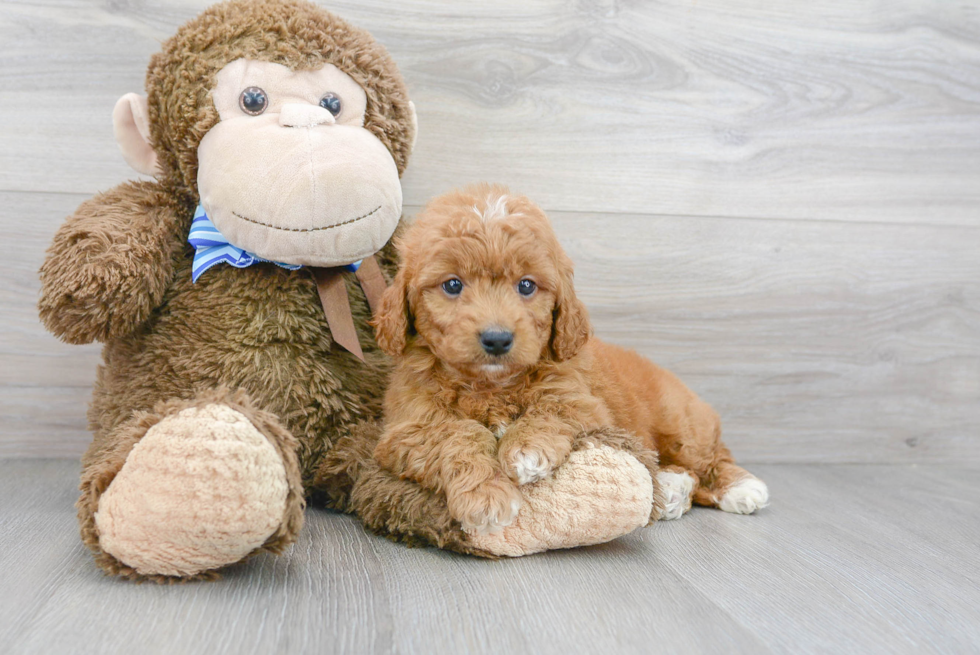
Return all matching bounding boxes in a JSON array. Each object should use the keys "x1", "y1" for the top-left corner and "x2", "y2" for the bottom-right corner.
[
  {"x1": 718, "y1": 476, "x2": 770, "y2": 514},
  {"x1": 656, "y1": 470, "x2": 695, "y2": 520}
]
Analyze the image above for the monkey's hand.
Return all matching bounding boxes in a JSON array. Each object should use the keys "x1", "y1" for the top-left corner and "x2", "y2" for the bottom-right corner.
[{"x1": 38, "y1": 180, "x2": 188, "y2": 344}]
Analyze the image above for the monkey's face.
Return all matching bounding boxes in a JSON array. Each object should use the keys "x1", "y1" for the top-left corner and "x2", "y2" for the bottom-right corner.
[{"x1": 196, "y1": 58, "x2": 403, "y2": 267}]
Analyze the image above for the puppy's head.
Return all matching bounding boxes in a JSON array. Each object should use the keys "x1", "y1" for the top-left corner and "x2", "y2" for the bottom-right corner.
[{"x1": 374, "y1": 184, "x2": 590, "y2": 378}]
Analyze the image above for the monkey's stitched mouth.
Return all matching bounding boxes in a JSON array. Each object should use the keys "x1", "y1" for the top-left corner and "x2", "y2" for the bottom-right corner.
[{"x1": 231, "y1": 205, "x2": 382, "y2": 232}]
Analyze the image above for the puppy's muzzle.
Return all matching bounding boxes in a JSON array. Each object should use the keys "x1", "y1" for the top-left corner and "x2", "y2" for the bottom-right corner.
[{"x1": 479, "y1": 329, "x2": 514, "y2": 356}]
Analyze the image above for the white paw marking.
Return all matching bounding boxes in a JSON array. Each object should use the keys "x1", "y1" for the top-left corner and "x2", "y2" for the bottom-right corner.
[
  {"x1": 657, "y1": 470, "x2": 696, "y2": 520},
  {"x1": 511, "y1": 450, "x2": 552, "y2": 485},
  {"x1": 719, "y1": 476, "x2": 770, "y2": 514},
  {"x1": 462, "y1": 497, "x2": 522, "y2": 535}
]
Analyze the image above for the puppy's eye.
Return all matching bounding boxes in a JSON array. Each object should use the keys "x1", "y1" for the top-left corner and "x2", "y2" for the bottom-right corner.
[
  {"x1": 442, "y1": 278, "x2": 463, "y2": 296},
  {"x1": 517, "y1": 279, "x2": 537, "y2": 296},
  {"x1": 239, "y1": 87, "x2": 268, "y2": 115}
]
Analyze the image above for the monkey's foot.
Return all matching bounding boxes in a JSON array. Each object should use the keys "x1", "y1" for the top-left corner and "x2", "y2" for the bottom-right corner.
[
  {"x1": 95, "y1": 403, "x2": 291, "y2": 577},
  {"x1": 467, "y1": 444, "x2": 654, "y2": 557}
]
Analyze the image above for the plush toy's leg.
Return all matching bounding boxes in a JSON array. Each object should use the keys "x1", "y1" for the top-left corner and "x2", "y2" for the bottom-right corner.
[
  {"x1": 314, "y1": 423, "x2": 662, "y2": 558},
  {"x1": 78, "y1": 389, "x2": 305, "y2": 581}
]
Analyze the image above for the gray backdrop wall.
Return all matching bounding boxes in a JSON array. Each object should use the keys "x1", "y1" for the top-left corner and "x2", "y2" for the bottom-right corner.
[{"x1": 3, "y1": 0, "x2": 978, "y2": 464}]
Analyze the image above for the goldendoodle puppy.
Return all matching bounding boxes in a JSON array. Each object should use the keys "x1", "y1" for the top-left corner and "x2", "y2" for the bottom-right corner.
[{"x1": 373, "y1": 184, "x2": 769, "y2": 534}]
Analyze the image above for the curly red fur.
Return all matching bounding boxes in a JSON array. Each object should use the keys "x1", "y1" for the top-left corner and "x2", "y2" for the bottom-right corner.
[{"x1": 373, "y1": 184, "x2": 763, "y2": 532}]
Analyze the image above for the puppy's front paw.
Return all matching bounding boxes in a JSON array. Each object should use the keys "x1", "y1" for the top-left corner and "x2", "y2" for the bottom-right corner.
[
  {"x1": 448, "y1": 480, "x2": 522, "y2": 535},
  {"x1": 503, "y1": 447, "x2": 554, "y2": 485}
]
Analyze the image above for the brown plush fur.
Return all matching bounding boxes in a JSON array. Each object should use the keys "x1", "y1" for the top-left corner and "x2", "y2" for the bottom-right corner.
[
  {"x1": 373, "y1": 185, "x2": 760, "y2": 528},
  {"x1": 37, "y1": 0, "x2": 414, "y2": 485},
  {"x1": 36, "y1": 0, "x2": 417, "y2": 581}
]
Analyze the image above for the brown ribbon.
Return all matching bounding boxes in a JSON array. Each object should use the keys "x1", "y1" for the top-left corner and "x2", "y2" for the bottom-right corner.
[
  {"x1": 311, "y1": 255, "x2": 387, "y2": 361},
  {"x1": 354, "y1": 255, "x2": 387, "y2": 316}
]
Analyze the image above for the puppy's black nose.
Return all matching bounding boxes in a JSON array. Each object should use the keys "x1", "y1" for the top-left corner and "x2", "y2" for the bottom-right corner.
[{"x1": 480, "y1": 329, "x2": 514, "y2": 356}]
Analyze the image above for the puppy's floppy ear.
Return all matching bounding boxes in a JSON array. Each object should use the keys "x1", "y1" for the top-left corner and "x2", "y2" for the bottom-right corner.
[
  {"x1": 550, "y1": 257, "x2": 592, "y2": 361},
  {"x1": 373, "y1": 269, "x2": 413, "y2": 357}
]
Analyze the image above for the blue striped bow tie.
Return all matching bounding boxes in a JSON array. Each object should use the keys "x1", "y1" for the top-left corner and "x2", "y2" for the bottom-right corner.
[{"x1": 187, "y1": 205, "x2": 359, "y2": 282}]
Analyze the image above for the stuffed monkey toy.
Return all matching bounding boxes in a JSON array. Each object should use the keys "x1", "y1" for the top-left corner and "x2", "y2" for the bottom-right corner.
[{"x1": 37, "y1": 0, "x2": 662, "y2": 581}]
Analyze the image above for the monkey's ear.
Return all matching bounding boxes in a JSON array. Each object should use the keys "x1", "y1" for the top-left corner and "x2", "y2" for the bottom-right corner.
[
  {"x1": 372, "y1": 271, "x2": 413, "y2": 357},
  {"x1": 408, "y1": 101, "x2": 418, "y2": 155},
  {"x1": 112, "y1": 93, "x2": 160, "y2": 178}
]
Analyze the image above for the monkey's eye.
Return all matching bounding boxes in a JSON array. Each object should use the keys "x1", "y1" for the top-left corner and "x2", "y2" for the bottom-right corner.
[
  {"x1": 239, "y1": 87, "x2": 268, "y2": 115},
  {"x1": 517, "y1": 279, "x2": 537, "y2": 296},
  {"x1": 319, "y1": 93, "x2": 342, "y2": 117},
  {"x1": 442, "y1": 278, "x2": 463, "y2": 297}
]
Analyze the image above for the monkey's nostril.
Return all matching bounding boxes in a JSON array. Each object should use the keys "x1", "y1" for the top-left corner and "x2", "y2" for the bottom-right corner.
[{"x1": 480, "y1": 329, "x2": 514, "y2": 356}]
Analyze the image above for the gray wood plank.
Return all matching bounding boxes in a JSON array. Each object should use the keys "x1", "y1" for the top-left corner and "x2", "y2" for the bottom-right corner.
[
  {"x1": 1, "y1": 460, "x2": 978, "y2": 654},
  {"x1": 0, "y1": 189, "x2": 101, "y2": 456},
  {"x1": 555, "y1": 210, "x2": 980, "y2": 466},
  {"x1": 3, "y1": 191, "x2": 101, "y2": 388},
  {"x1": 635, "y1": 465, "x2": 980, "y2": 654},
  {"x1": 0, "y1": 387, "x2": 92, "y2": 457},
  {"x1": 6, "y1": 189, "x2": 978, "y2": 463},
  {"x1": 2, "y1": 0, "x2": 979, "y2": 224},
  {"x1": 0, "y1": 459, "x2": 765, "y2": 655}
]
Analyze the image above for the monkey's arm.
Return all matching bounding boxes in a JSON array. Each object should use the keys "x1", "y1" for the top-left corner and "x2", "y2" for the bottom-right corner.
[{"x1": 38, "y1": 180, "x2": 190, "y2": 344}]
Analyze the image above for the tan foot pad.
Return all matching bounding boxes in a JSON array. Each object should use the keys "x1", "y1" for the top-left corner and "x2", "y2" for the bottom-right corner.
[
  {"x1": 95, "y1": 403, "x2": 289, "y2": 577},
  {"x1": 468, "y1": 444, "x2": 653, "y2": 557}
]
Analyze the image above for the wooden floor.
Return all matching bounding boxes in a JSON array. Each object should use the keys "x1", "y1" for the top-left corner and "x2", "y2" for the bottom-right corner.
[{"x1": 0, "y1": 459, "x2": 977, "y2": 655}]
